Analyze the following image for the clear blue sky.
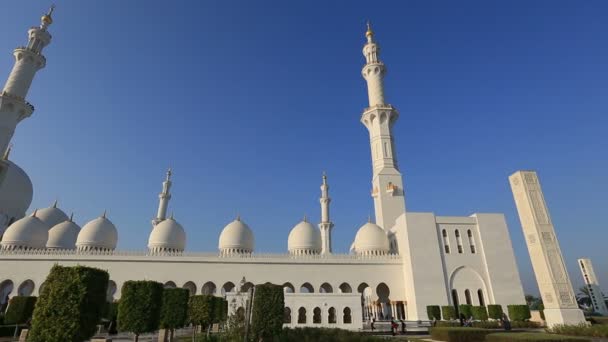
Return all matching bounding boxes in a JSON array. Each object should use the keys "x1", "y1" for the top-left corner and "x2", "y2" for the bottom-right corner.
[{"x1": 1, "y1": 1, "x2": 607, "y2": 296}]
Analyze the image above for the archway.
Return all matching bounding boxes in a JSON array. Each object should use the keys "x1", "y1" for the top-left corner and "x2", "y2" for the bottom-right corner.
[
  {"x1": 284, "y1": 307, "x2": 292, "y2": 323},
  {"x1": 313, "y1": 307, "x2": 322, "y2": 323},
  {"x1": 183, "y1": 281, "x2": 197, "y2": 296},
  {"x1": 358, "y1": 282, "x2": 372, "y2": 321},
  {"x1": 339, "y1": 282, "x2": 352, "y2": 293},
  {"x1": 319, "y1": 282, "x2": 333, "y2": 293},
  {"x1": 241, "y1": 282, "x2": 254, "y2": 293},
  {"x1": 328, "y1": 307, "x2": 336, "y2": 324},
  {"x1": 164, "y1": 281, "x2": 177, "y2": 289},
  {"x1": 300, "y1": 282, "x2": 314, "y2": 293},
  {"x1": 283, "y1": 282, "x2": 295, "y2": 293},
  {"x1": 0, "y1": 280, "x2": 14, "y2": 313},
  {"x1": 297, "y1": 307, "x2": 306, "y2": 324},
  {"x1": 17, "y1": 280, "x2": 35, "y2": 296},
  {"x1": 343, "y1": 307, "x2": 352, "y2": 324},
  {"x1": 202, "y1": 282, "x2": 216, "y2": 295},
  {"x1": 222, "y1": 281, "x2": 235, "y2": 295},
  {"x1": 376, "y1": 283, "x2": 391, "y2": 319}
]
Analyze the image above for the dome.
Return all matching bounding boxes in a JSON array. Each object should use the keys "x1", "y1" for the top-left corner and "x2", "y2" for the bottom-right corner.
[
  {"x1": 0, "y1": 160, "x2": 33, "y2": 223},
  {"x1": 218, "y1": 217, "x2": 254, "y2": 255},
  {"x1": 287, "y1": 219, "x2": 321, "y2": 255},
  {"x1": 33, "y1": 202, "x2": 69, "y2": 228},
  {"x1": 46, "y1": 218, "x2": 80, "y2": 249},
  {"x1": 76, "y1": 214, "x2": 118, "y2": 251},
  {"x1": 352, "y1": 221, "x2": 390, "y2": 255},
  {"x1": 148, "y1": 216, "x2": 186, "y2": 253},
  {"x1": 0, "y1": 214, "x2": 48, "y2": 250}
]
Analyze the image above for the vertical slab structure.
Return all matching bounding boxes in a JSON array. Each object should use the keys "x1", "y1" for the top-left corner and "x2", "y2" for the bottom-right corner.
[
  {"x1": 509, "y1": 171, "x2": 586, "y2": 326},
  {"x1": 578, "y1": 258, "x2": 608, "y2": 315}
]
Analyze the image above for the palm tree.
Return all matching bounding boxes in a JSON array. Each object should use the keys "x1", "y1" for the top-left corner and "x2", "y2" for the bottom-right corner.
[{"x1": 577, "y1": 286, "x2": 592, "y2": 310}]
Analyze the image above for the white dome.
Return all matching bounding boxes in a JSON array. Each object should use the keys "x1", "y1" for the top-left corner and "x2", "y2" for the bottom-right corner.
[
  {"x1": 0, "y1": 160, "x2": 33, "y2": 223},
  {"x1": 352, "y1": 222, "x2": 390, "y2": 255},
  {"x1": 76, "y1": 215, "x2": 118, "y2": 251},
  {"x1": 1, "y1": 215, "x2": 48, "y2": 250},
  {"x1": 218, "y1": 217, "x2": 254, "y2": 254},
  {"x1": 287, "y1": 220, "x2": 321, "y2": 255},
  {"x1": 47, "y1": 219, "x2": 80, "y2": 249},
  {"x1": 33, "y1": 203, "x2": 69, "y2": 228},
  {"x1": 148, "y1": 217, "x2": 186, "y2": 253}
]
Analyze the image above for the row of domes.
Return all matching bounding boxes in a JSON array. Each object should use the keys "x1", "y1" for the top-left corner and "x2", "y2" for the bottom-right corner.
[{"x1": 1, "y1": 203, "x2": 391, "y2": 255}]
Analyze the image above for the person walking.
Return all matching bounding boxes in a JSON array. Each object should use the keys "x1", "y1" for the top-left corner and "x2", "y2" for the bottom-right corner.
[
  {"x1": 400, "y1": 319, "x2": 406, "y2": 334},
  {"x1": 501, "y1": 313, "x2": 511, "y2": 331},
  {"x1": 391, "y1": 319, "x2": 398, "y2": 336},
  {"x1": 371, "y1": 317, "x2": 376, "y2": 331}
]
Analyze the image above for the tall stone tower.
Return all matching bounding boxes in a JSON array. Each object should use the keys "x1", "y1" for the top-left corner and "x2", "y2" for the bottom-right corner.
[
  {"x1": 578, "y1": 258, "x2": 608, "y2": 315},
  {"x1": 0, "y1": 6, "x2": 55, "y2": 156},
  {"x1": 360, "y1": 23, "x2": 406, "y2": 230},
  {"x1": 318, "y1": 173, "x2": 333, "y2": 254},
  {"x1": 509, "y1": 171, "x2": 586, "y2": 327}
]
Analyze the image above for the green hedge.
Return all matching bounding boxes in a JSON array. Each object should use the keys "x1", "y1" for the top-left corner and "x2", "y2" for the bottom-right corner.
[
  {"x1": 442, "y1": 306, "x2": 457, "y2": 320},
  {"x1": 471, "y1": 305, "x2": 488, "y2": 321},
  {"x1": 251, "y1": 283, "x2": 284, "y2": 341},
  {"x1": 28, "y1": 265, "x2": 109, "y2": 342},
  {"x1": 488, "y1": 305, "x2": 503, "y2": 320},
  {"x1": 429, "y1": 327, "x2": 493, "y2": 342},
  {"x1": 211, "y1": 296, "x2": 227, "y2": 324},
  {"x1": 486, "y1": 332, "x2": 591, "y2": 341},
  {"x1": 277, "y1": 327, "x2": 383, "y2": 341},
  {"x1": 547, "y1": 323, "x2": 608, "y2": 338},
  {"x1": 459, "y1": 304, "x2": 473, "y2": 318},
  {"x1": 118, "y1": 280, "x2": 164, "y2": 340},
  {"x1": 160, "y1": 288, "x2": 189, "y2": 330},
  {"x1": 427, "y1": 305, "x2": 441, "y2": 320},
  {"x1": 4, "y1": 296, "x2": 37, "y2": 324},
  {"x1": 508, "y1": 305, "x2": 531, "y2": 321},
  {"x1": 512, "y1": 321, "x2": 540, "y2": 328},
  {"x1": 188, "y1": 295, "x2": 214, "y2": 330}
]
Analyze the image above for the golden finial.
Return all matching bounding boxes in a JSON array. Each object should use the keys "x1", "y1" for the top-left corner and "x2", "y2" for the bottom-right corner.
[
  {"x1": 236, "y1": 213, "x2": 241, "y2": 221},
  {"x1": 166, "y1": 168, "x2": 172, "y2": 181},
  {"x1": 366, "y1": 21, "x2": 374, "y2": 38},
  {"x1": 52, "y1": 199, "x2": 58, "y2": 208},
  {"x1": 41, "y1": 5, "x2": 55, "y2": 27},
  {"x1": 69, "y1": 212, "x2": 74, "y2": 222},
  {"x1": 170, "y1": 212, "x2": 175, "y2": 220},
  {"x1": 367, "y1": 215, "x2": 372, "y2": 223},
  {"x1": 303, "y1": 214, "x2": 308, "y2": 222},
  {"x1": 3, "y1": 144, "x2": 12, "y2": 160},
  {"x1": 102, "y1": 210, "x2": 107, "y2": 219}
]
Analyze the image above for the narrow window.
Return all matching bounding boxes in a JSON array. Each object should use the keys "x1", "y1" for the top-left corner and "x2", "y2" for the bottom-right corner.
[
  {"x1": 451, "y1": 289, "x2": 460, "y2": 309},
  {"x1": 477, "y1": 289, "x2": 485, "y2": 306},
  {"x1": 442, "y1": 229, "x2": 450, "y2": 254},
  {"x1": 455, "y1": 229, "x2": 463, "y2": 254},
  {"x1": 467, "y1": 229, "x2": 477, "y2": 254},
  {"x1": 465, "y1": 289, "x2": 472, "y2": 305}
]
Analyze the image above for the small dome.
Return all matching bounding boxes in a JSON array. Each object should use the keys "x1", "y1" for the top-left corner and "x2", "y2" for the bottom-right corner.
[
  {"x1": 288, "y1": 219, "x2": 321, "y2": 255},
  {"x1": 0, "y1": 160, "x2": 33, "y2": 224},
  {"x1": 352, "y1": 221, "x2": 390, "y2": 255},
  {"x1": 34, "y1": 202, "x2": 69, "y2": 228},
  {"x1": 76, "y1": 214, "x2": 118, "y2": 251},
  {"x1": 47, "y1": 218, "x2": 80, "y2": 249},
  {"x1": 1, "y1": 214, "x2": 48, "y2": 250},
  {"x1": 218, "y1": 217, "x2": 254, "y2": 255},
  {"x1": 148, "y1": 217, "x2": 186, "y2": 253}
]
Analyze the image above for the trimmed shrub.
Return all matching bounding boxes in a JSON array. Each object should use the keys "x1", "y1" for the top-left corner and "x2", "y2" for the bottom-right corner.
[
  {"x1": 547, "y1": 323, "x2": 608, "y2": 338},
  {"x1": 251, "y1": 283, "x2": 284, "y2": 341},
  {"x1": 486, "y1": 332, "x2": 591, "y2": 341},
  {"x1": 436, "y1": 321, "x2": 461, "y2": 327},
  {"x1": 472, "y1": 321, "x2": 500, "y2": 329},
  {"x1": 427, "y1": 305, "x2": 441, "y2": 320},
  {"x1": 471, "y1": 305, "x2": 488, "y2": 321},
  {"x1": 512, "y1": 321, "x2": 540, "y2": 328},
  {"x1": 211, "y1": 296, "x2": 227, "y2": 324},
  {"x1": 118, "y1": 280, "x2": 164, "y2": 341},
  {"x1": 442, "y1": 306, "x2": 457, "y2": 320},
  {"x1": 189, "y1": 295, "x2": 214, "y2": 331},
  {"x1": 459, "y1": 304, "x2": 473, "y2": 319},
  {"x1": 429, "y1": 327, "x2": 492, "y2": 342},
  {"x1": 160, "y1": 288, "x2": 189, "y2": 335},
  {"x1": 4, "y1": 296, "x2": 37, "y2": 324},
  {"x1": 488, "y1": 304, "x2": 504, "y2": 320},
  {"x1": 508, "y1": 304, "x2": 531, "y2": 321},
  {"x1": 277, "y1": 327, "x2": 384, "y2": 341},
  {"x1": 28, "y1": 265, "x2": 109, "y2": 342}
]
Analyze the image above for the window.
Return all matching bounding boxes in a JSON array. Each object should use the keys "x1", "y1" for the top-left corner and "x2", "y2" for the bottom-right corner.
[
  {"x1": 313, "y1": 307, "x2": 322, "y2": 324},
  {"x1": 284, "y1": 307, "x2": 292, "y2": 323},
  {"x1": 465, "y1": 289, "x2": 472, "y2": 305},
  {"x1": 451, "y1": 289, "x2": 459, "y2": 308},
  {"x1": 442, "y1": 229, "x2": 450, "y2": 254},
  {"x1": 298, "y1": 307, "x2": 306, "y2": 324},
  {"x1": 467, "y1": 229, "x2": 477, "y2": 254},
  {"x1": 343, "y1": 307, "x2": 352, "y2": 324},
  {"x1": 477, "y1": 289, "x2": 485, "y2": 306},
  {"x1": 455, "y1": 229, "x2": 463, "y2": 254},
  {"x1": 328, "y1": 307, "x2": 336, "y2": 323}
]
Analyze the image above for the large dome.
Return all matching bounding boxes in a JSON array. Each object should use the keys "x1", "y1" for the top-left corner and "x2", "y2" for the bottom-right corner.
[
  {"x1": 0, "y1": 160, "x2": 33, "y2": 224},
  {"x1": 148, "y1": 216, "x2": 186, "y2": 253},
  {"x1": 0, "y1": 214, "x2": 48, "y2": 250},
  {"x1": 76, "y1": 214, "x2": 118, "y2": 251},
  {"x1": 287, "y1": 219, "x2": 321, "y2": 255},
  {"x1": 34, "y1": 202, "x2": 69, "y2": 228},
  {"x1": 218, "y1": 217, "x2": 254, "y2": 255},
  {"x1": 352, "y1": 221, "x2": 390, "y2": 256},
  {"x1": 46, "y1": 217, "x2": 80, "y2": 249}
]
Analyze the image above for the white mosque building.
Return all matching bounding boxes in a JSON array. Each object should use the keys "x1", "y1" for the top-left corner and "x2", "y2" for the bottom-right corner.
[{"x1": 0, "y1": 9, "x2": 526, "y2": 329}]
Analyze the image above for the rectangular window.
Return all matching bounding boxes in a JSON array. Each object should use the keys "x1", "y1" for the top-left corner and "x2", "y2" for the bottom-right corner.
[{"x1": 457, "y1": 245, "x2": 463, "y2": 254}]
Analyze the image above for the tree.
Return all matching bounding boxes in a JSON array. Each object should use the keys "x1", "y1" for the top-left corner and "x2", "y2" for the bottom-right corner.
[
  {"x1": 250, "y1": 283, "x2": 284, "y2": 341},
  {"x1": 577, "y1": 286, "x2": 592, "y2": 310},
  {"x1": 159, "y1": 288, "x2": 189, "y2": 342},
  {"x1": 28, "y1": 265, "x2": 109, "y2": 342},
  {"x1": 4, "y1": 296, "x2": 37, "y2": 325},
  {"x1": 188, "y1": 295, "x2": 214, "y2": 333},
  {"x1": 118, "y1": 280, "x2": 164, "y2": 342}
]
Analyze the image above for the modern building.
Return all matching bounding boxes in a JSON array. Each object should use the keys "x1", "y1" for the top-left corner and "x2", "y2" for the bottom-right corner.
[
  {"x1": 578, "y1": 258, "x2": 608, "y2": 315},
  {"x1": 0, "y1": 9, "x2": 526, "y2": 329}
]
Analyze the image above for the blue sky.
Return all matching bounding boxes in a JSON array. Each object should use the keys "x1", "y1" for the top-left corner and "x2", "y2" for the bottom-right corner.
[{"x1": 1, "y1": 1, "x2": 607, "y2": 295}]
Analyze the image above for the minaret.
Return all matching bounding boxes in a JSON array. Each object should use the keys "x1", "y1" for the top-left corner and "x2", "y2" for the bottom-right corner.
[
  {"x1": 152, "y1": 169, "x2": 172, "y2": 226},
  {"x1": 578, "y1": 258, "x2": 608, "y2": 315},
  {"x1": 318, "y1": 172, "x2": 334, "y2": 254},
  {"x1": 0, "y1": 6, "x2": 55, "y2": 155},
  {"x1": 360, "y1": 22, "x2": 406, "y2": 230}
]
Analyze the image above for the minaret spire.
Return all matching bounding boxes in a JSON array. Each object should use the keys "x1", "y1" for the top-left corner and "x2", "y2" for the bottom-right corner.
[
  {"x1": 360, "y1": 23, "x2": 407, "y2": 230},
  {"x1": 152, "y1": 168, "x2": 173, "y2": 226},
  {"x1": 0, "y1": 7, "x2": 55, "y2": 157},
  {"x1": 318, "y1": 172, "x2": 334, "y2": 255}
]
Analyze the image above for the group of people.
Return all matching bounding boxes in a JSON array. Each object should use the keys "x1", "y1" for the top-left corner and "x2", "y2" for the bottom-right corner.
[
  {"x1": 459, "y1": 312, "x2": 512, "y2": 331},
  {"x1": 370, "y1": 317, "x2": 407, "y2": 336}
]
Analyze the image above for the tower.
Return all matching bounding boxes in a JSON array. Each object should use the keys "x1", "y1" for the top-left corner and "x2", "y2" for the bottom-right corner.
[
  {"x1": 318, "y1": 172, "x2": 333, "y2": 254},
  {"x1": 0, "y1": 6, "x2": 55, "y2": 156},
  {"x1": 578, "y1": 258, "x2": 608, "y2": 315},
  {"x1": 509, "y1": 171, "x2": 586, "y2": 327},
  {"x1": 152, "y1": 169, "x2": 172, "y2": 226},
  {"x1": 360, "y1": 23, "x2": 406, "y2": 230}
]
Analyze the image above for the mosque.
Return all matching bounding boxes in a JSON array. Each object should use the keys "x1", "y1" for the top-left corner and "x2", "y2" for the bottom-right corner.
[{"x1": 0, "y1": 8, "x2": 526, "y2": 329}]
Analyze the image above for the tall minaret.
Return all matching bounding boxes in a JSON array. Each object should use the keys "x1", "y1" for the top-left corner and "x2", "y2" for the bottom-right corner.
[
  {"x1": 152, "y1": 169, "x2": 172, "y2": 226},
  {"x1": 0, "y1": 6, "x2": 55, "y2": 155},
  {"x1": 318, "y1": 172, "x2": 334, "y2": 254},
  {"x1": 360, "y1": 23, "x2": 406, "y2": 230}
]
